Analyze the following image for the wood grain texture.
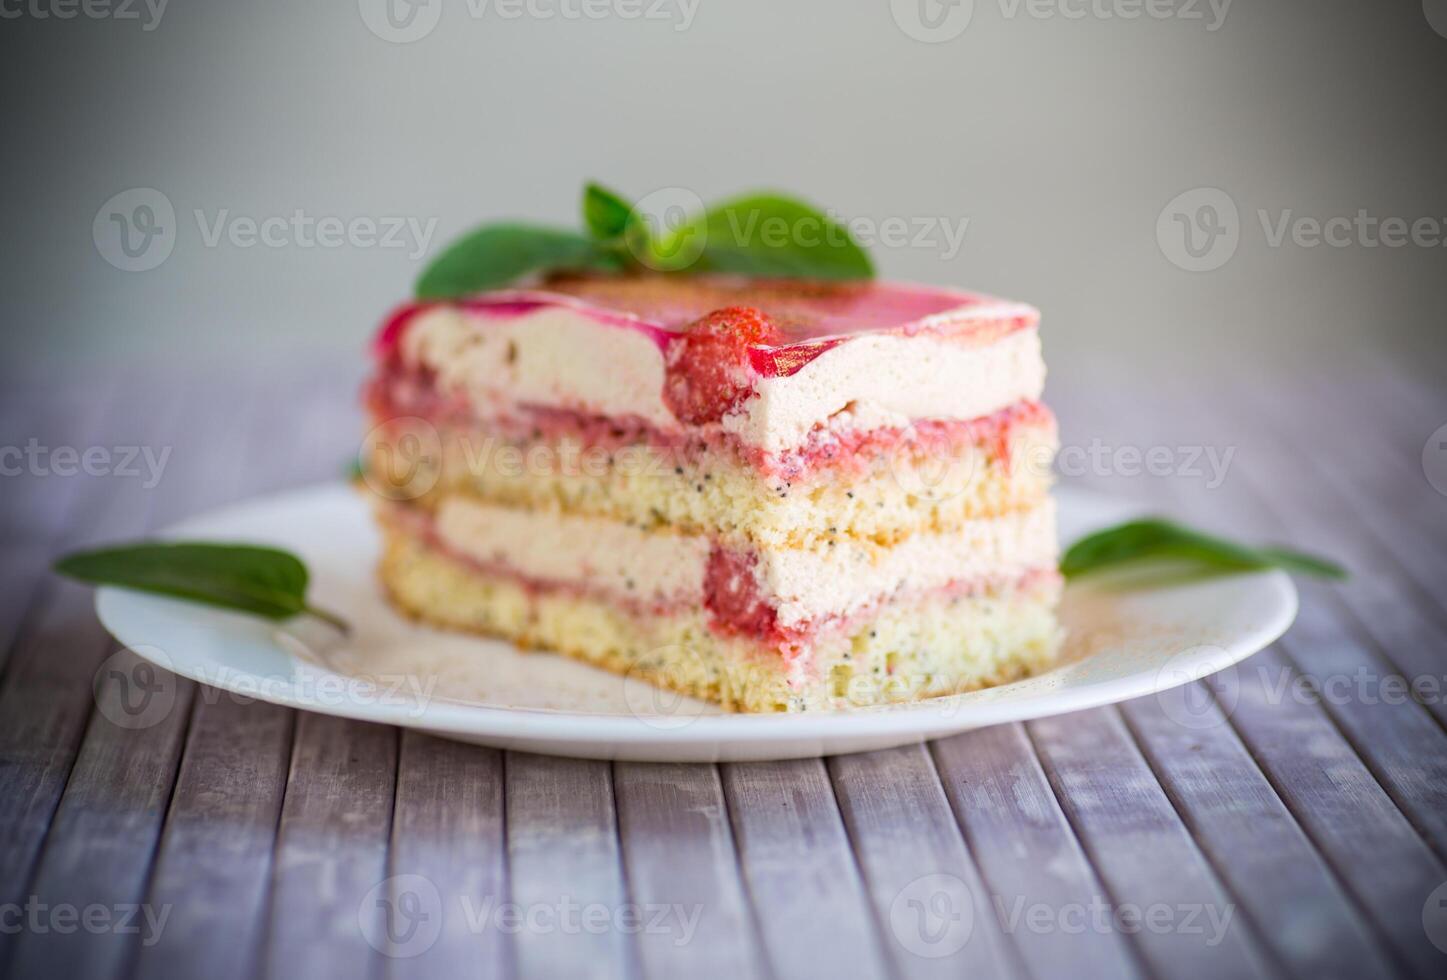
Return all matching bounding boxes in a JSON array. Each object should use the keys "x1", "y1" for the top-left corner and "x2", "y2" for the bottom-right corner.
[
  {"x1": 261, "y1": 712, "x2": 398, "y2": 980},
  {"x1": 1088, "y1": 374, "x2": 1447, "y2": 978},
  {"x1": 4, "y1": 649, "x2": 195, "y2": 980},
  {"x1": 0, "y1": 542, "x2": 54, "y2": 678},
  {"x1": 828, "y1": 744, "x2": 1020, "y2": 980},
  {"x1": 1027, "y1": 708, "x2": 1273, "y2": 980},
  {"x1": 382, "y1": 732, "x2": 509, "y2": 980},
  {"x1": 127, "y1": 374, "x2": 309, "y2": 980},
  {"x1": 3, "y1": 372, "x2": 251, "y2": 980},
  {"x1": 720, "y1": 759, "x2": 891, "y2": 980},
  {"x1": 132, "y1": 694, "x2": 294, "y2": 980},
  {"x1": 504, "y1": 753, "x2": 633, "y2": 980},
  {"x1": 1092, "y1": 373, "x2": 1447, "y2": 866},
  {"x1": 1153, "y1": 382, "x2": 1447, "y2": 868},
  {"x1": 1285, "y1": 372, "x2": 1447, "y2": 610},
  {"x1": 0, "y1": 580, "x2": 128, "y2": 922},
  {"x1": 613, "y1": 763, "x2": 762, "y2": 980},
  {"x1": 0, "y1": 374, "x2": 166, "y2": 972},
  {"x1": 930, "y1": 724, "x2": 1145, "y2": 980},
  {"x1": 1214, "y1": 382, "x2": 1447, "y2": 732},
  {"x1": 1118, "y1": 687, "x2": 1395, "y2": 979},
  {"x1": 1271, "y1": 585, "x2": 1447, "y2": 860},
  {"x1": 1204, "y1": 647, "x2": 1447, "y2": 979},
  {"x1": 0, "y1": 380, "x2": 65, "y2": 674},
  {"x1": 1, "y1": 360, "x2": 1445, "y2": 980}
]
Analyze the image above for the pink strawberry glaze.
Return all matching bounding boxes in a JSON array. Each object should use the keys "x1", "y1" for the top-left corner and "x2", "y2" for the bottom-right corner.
[{"x1": 372, "y1": 275, "x2": 1039, "y2": 384}]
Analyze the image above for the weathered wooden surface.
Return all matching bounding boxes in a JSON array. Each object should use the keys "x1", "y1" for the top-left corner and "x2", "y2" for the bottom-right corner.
[{"x1": 0, "y1": 358, "x2": 1444, "y2": 980}]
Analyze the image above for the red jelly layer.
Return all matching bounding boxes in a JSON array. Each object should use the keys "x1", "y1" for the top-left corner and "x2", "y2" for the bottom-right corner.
[{"x1": 368, "y1": 361, "x2": 1053, "y2": 486}]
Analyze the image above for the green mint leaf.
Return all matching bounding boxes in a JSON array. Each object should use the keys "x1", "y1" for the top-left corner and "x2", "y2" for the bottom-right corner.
[
  {"x1": 677, "y1": 194, "x2": 874, "y2": 280},
  {"x1": 582, "y1": 182, "x2": 635, "y2": 241},
  {"x1": 54, "y1": 542, "x2": 350, "y2": 632},
  {"x1": 415, "y1": 224, "x2": 621, "y2": 299},
  {"x1": 418, "y1": 187, "x2": 877, "y2": 291},
  {"x1": 1061, "y1": 518, "x2": 1346, "y2": 581}
]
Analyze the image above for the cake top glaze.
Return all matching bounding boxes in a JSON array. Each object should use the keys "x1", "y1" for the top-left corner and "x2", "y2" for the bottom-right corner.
[
  {"x1": 535, "y1": 274, "x2": 1037, "y2": 340},
  {"x1": 373, "y1": 274, "x2": 1046, "y2": 454},
  {"x1": 375, "y1": 274, "x2": 1039, "y2": 362}
]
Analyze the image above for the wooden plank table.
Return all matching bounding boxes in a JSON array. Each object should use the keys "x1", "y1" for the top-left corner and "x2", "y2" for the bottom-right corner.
[{"x1": 1, "y1": 357, "x2": 1444, "y2": 980}]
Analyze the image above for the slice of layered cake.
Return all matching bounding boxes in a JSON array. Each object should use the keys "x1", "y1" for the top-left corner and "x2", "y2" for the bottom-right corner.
[{"x1": 362, "y1": 275, "x2": 1060, "y2": 712}]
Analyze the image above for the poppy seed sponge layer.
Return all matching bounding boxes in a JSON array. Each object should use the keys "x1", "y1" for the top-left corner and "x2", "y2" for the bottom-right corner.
[{"x1": 378, "y1": 522, "x2": 1063, "y2": 713}]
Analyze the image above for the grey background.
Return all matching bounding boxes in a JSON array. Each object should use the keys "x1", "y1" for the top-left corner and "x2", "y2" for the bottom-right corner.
[{"x1": 2, "y1": 0, "x2": 1445, "y2": 378}]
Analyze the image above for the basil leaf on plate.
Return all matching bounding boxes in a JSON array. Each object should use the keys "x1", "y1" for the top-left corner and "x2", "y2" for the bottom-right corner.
[
  {"x1": 1061, "y1": 518, "x2": 1346, "y2": 581},
  {"x1": 415, "y1": 224, "x2": 621, "y2": 299},
  {"x1": 582, "y1": 182, "x2": 635, "y2": 241},
  {"x1": 679, "y1": 194, "x2": 874, "y2": 280},
  {"x1": 55, "y1": 541, "x2": 350, "y2": 632}
]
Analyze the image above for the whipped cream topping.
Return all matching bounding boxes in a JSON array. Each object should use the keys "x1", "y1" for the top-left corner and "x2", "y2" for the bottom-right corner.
[
  {"x1": 398, "y1": 299, "x2": 1045, "y2": 455},
  {"x1": 726, "y1": 329, "x2": 1045, "y2": 452},
  {"x1": 403, "y1": 307, "x2": 677, "y2": 429}
]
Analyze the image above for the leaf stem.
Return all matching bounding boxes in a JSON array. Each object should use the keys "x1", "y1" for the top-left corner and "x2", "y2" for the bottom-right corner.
[{"x1": 303, "y1": 604, "x2": 352, "y2": 635}]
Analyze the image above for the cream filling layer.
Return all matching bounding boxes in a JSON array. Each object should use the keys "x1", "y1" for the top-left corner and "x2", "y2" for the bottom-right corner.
[
  {"x1": 429, "y1": 494, "x2": 1057, "y2": 628},
  {"x1": 760, "y1": 497, "x2": 1057, "y2": 627},
  {"x1": 402, "y1": 307, "x2": 1045, "y2": 455},
  {"x1": 432, "y1": 493, "x2": 710, "y2": 608}
]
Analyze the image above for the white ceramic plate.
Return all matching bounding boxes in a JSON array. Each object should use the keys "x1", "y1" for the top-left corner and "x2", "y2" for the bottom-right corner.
[{"x1": 94, "y1": 483, "x2": 1296, "y2": 762}]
